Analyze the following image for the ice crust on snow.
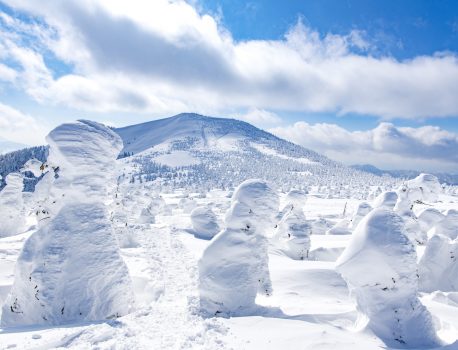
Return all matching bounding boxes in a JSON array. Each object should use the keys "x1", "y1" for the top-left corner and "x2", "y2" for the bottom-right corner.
[
  {"x1": 1, "y1": 120, "x2": 134, "y2": 327},
  {"x1": 336, "y1": 208, "x2": 439, "y2": 348},
  {"x1": 198, "y1": 179, "x2": 279, "y2": 316}
]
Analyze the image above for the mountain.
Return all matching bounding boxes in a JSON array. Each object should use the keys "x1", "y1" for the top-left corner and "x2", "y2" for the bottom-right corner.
[
  {"x1": 351, "y1": 164, "x2": 458, "y2": 185},
  {"x1": 115, "y1": 113, "x2": 393, "y2": 192},
  {"x1": 0, "y1": 138, "x2": 28, "y2": 155}
]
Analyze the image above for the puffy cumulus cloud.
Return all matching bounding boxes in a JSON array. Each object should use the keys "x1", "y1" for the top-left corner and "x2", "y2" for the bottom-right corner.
[
  {"x1": 0, "y1": 102, "x2": 47, "y2": 145},
  {"x1": 270, "y1": 122, "x2": 458, "y2": 173},
  {"x1": 236, "y1": 108, "x2": 282, "y2": 127},
  {"x1": 1, "y1": 0, "x2": 458, "y2": 119}
]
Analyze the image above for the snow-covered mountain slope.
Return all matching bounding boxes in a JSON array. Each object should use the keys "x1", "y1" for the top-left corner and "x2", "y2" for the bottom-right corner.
[{"x1": 115, "y1": 113, "x2": 395, "y2": 192}]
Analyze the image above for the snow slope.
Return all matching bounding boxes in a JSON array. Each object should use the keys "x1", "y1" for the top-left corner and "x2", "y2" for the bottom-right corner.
[{"x1": 115, "y1": 113, "x2": 395, "y2": 192}]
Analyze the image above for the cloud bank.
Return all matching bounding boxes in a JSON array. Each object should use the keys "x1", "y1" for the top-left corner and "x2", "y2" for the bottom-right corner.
[
  {"x1": 1, "y1": 0, "x2": 458, "y2": 119},
  {"x1": 270, "y1": 122, "x2": 458, "y2": 173}
]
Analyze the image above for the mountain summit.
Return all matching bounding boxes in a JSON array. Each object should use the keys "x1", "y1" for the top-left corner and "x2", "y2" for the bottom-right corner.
[{"x1": 114, "y1": 113, "x2": 389, "y2": 192}]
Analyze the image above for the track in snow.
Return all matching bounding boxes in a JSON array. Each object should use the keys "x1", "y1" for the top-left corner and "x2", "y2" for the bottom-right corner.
[{"x1": 54, "y1": 224, "x2": 229, "y2": 349}]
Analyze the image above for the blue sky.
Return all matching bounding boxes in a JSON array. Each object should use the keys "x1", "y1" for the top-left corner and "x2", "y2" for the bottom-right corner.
[{"x1": 0, "y1": 0, "x2": 457, "y2": 172}]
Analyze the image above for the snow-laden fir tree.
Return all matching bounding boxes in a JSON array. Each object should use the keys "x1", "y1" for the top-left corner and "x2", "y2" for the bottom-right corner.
[
  {"x1": 336, "y1": 208, "x2": 440, "y2": 348},
  {"x1": 0, "y1": 173, "x2": 25, "y2": 237},
  {"x1": 417, "y1": 208, "x2": 445, "y2": 237},
  {"x1": 198, "y1": 179, "x2": 279, "y2": 316},
  {"x1": 349, "y1": 201, "x2": 372, "y2": 230},
  {"x1": 418, "y1": 233, "x2": 458, "y2": 293},
  {"x1": 1, "y1": 120, "x2": 134, "y2": 327},
  {"x1": 372, "y1": 191, "x2": 398, "y2": 209},
  {"x1": 190, "y1": 206, "x2": 220, "y2": 239},
  {"x1": 394, "y1": 184, "x2": 426, "y2": 245},
  {"x1": 429, "y1": 209, "x2": 458, "y2": 239},
  {"x1": 275, "y1": 190, "x2": 311, "y2": 260}
]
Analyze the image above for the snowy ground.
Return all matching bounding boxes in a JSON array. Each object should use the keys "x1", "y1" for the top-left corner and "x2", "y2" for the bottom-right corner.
[{"x1": 1, "y1": 190, "x2": 458, "y2": 349}]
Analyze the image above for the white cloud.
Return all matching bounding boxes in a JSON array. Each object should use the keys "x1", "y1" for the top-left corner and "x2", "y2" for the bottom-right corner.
[
  {"x1": 0, "y1": 102, "x2": 47, "y2": 145},
  {"x1": 270, "y1": 122, "x2": 458, "y2": 173},
  {"x1": 236, "y1": 108, "x2": 281, "y2": 127},
  {"x1": 0, "y1": 0, "x2": 457, "y2": 120}
]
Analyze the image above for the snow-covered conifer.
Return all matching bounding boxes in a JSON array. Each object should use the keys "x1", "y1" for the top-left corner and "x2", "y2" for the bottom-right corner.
[
  {"x1": 190, "y1": 206, "x2": 220, "y2": 239},
  {"x1": 275, "y1": 190, "x2": 311, "y2": 260},
  {"x1": 349, "y1": 201, "x2": 372, "y2": 230},
  {"x1": 198, "y1": 179, "x2": 279, "y2": 316},
  {"x1": 1, "y1": 120, "x2": 134, "y2": 327},
  {"x1": 0, "y1": 173, "x2": 25, "y2": 237},
  {"x1": 418, "y1": 234, "x2": 458, "y2": 292},
  {"x1": 336, "y1": 208, "x2": 439, "y2": 348}
]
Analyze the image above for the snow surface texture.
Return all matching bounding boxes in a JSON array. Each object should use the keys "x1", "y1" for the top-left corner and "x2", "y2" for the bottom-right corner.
[
  {"x1": 198, "y1": 179, "x2": 279, "y2": 316},
  {"x1": 336, "y1": 208, "x2": 440, "y2": 348},
  {"x1": 190, "y1": 206, "x2": 220, "y2": 239},
  {"x1": 1, "y1": 120, "x2": 134, "y2": 327},
  {"x1": 0, "y1": 173, "x2": 25, "y2": 237},
  {"x1": 275, "y1": 189, "x2": 311, "y2": 260}
]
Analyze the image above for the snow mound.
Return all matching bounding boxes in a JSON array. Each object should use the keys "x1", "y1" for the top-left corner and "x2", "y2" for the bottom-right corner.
[
  {"x1": 336, "y1": 208, "x2": 439, "y2": 348},
  {"x1": 0, "y1": 173, "x2": 25, "y2": 237},
  {"x1": 198, "y1": 179, "x2": 279, "y2": 316},
  {"x1": 373, "y1": 191, "x2": 398, "y2": 209},
  {"x1": 190, "y1": 206, "x2": 220, "y2": 240},
  {"x1": 419, "y1": 234, "x2": 458, "y2": 293}
]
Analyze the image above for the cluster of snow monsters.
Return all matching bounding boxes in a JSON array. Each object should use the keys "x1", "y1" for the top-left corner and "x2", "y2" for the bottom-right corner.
[
  {"x1": 1, "y1": 120, "x2": 134, "y2": 327},
  {"x1": 0, "y1": 117, "x2": 457, "y2": 349}
]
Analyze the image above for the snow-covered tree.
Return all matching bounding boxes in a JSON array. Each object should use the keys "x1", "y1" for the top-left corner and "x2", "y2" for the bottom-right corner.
[
  {"x1": 372, "y1": 191, "x2": 398, "y2": 209},
  {"x1": 190, "y1": 206, "x2": 220, "y2": 239},
  {"x1": 336, "y1": 208, "x2": 439, "y2": 348},
  {"x1": 275, "y1": 190, "x2": 311, "y2": 260},
  {"x1": 418, "y1": 233, "x2": 458, "y2": 293},
  {"x1": 1, "y1": 120, "x2": 134, "y2": 327},
  {"x1": 417, "y1": 208, "x2": 445, "y2": 237},
  {"x1": 0, "y1": 173, "x2": 25, "y2": 237},
  {"x1": 349, "y1": 201, "x2": 372, "y2": 230},
  {"x1": 198, "y1": 179, "x2": 279, "y2": 316},
  {"x1": 394, "y1": 185, "x2": 427, "y2": 245},
  {"x1": 429, "y1": 209, "x2": 458, "y2": 239}
]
